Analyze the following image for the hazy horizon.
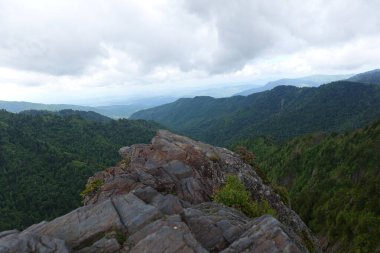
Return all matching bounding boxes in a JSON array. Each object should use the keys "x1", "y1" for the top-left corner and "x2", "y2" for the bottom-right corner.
[{"x1": 1, "y1": 0, "x2": 379, "y2": 105}]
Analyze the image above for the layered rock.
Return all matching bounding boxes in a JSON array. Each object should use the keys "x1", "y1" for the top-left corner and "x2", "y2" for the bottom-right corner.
[{"x1": 0, "y1": 130, "x2": 321, "y2": 253}]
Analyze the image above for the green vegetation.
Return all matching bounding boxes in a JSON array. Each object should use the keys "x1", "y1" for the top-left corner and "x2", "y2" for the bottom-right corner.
[
  {"x1": 131, "y1": 81, "x2": 380, "y2": 146},
  {"x1": 234, "y1": 119, "x2": 380, "y2": 253},
  {"x1": 347, "y1": 68, "x2": 380, "y2": 84},
  {"x1": 21, "y1": 109, "x2": 112, "y2": 123},
  {"x1": 114, "y1": 230, "x2": 127, "y2": 245},
  {"x1": 80, "y1": 179, "x2": 104, "y2": 198},
  {"x1": 0, "y1": 109, "x2": 160, "y2": 231},
  {"x1": 214, "y1": 175, "x2": 276, "y2": 218},
  {"x1": 208, "y1": 153, "x2": 221, "y2": 162},
  {"x1": 119, "y1": 156, "x2": 131, "y2": 169}
]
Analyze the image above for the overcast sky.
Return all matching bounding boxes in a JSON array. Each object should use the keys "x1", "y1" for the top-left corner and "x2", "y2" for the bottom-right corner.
[{"x1": 0, "y1": 0, "x2": 379, "y2": 105}]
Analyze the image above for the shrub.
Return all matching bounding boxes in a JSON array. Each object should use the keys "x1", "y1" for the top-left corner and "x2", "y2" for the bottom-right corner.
[
  {"x1": 209, "y1": 153, "x2": 221, "y2": 162},
  {"x1": 214, "y1": 175, "x2": 276, "y2": 218},
  {"x1": 272, "y1": 183, "x2": 291, "y2": 206},
  {"x1": 235, "y1": 146, "x2": 256, "y2": 165},
  {"x1": 80, "y1": 179, "x2": 104, "y2": 198},
  {"x1": 119, "y1": 156, "x2": 131, "y2": 170}
]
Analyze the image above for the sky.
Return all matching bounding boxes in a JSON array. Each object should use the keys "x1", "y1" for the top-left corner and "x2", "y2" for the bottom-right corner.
[{"x1": 0, "y1": 0, "x2": 379, "y2": 105}]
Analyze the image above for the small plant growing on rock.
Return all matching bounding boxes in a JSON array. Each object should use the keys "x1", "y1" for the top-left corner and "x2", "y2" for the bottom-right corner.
[
  {"x1": 214, "y1": 175, "x2": 277, "y2": 218},
  {"x1": 209, "y1": 153, "x2": 221, "y2": 162},
  {"x1": 235, "y1": 146, "x2": 256, "y2": 164},
  {"x1": 80, "y1": 179, "x2": 104, "y2": 198},
  {"x1": 271, "y1": 183, "x2": 290, "y2": 207},
  {"x1": 105, "y1": 230, "x2": 127, "y2": 245},
  {"x1": 119, "y1": 156, "x2": 131, "y2": 170},
  {"x1": 115, "y1": 231, "x2": 127, "y2": 245}
]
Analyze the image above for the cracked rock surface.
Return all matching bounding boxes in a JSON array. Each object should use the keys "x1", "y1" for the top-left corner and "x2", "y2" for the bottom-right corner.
[{"x1": 0, "y1": 130, "x2": 321, "y2": 253}]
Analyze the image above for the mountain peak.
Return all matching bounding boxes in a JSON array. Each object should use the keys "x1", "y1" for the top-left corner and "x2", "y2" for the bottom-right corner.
[{"x1": 0, "y1": 130, "x2": 320, "y2": 253}]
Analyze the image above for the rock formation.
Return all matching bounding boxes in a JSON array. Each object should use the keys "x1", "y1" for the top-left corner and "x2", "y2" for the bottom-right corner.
[{"x1": 0, "y1": 130, "x2": 321, "y2": 253}]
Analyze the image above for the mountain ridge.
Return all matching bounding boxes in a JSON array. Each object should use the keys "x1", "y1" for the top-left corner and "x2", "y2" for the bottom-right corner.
[
  {"x1": 0, "y1": 97, "x2": 178, "y2": 119},
  {"x1": 346, "y1": 69, "x2": 380, "y2": 84},
  {"x1": 235, "y1": 74, "x2": 353, "y2": 96},
  {"x1": 131, "y1": 81, "x2": 380, "y2": 146}
]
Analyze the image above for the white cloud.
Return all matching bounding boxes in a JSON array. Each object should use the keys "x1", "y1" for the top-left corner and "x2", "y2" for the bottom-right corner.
[{"x1": 0, "y1": 0, "x2": 379, "y2": 104}]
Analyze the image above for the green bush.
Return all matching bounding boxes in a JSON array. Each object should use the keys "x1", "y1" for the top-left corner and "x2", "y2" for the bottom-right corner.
[
  {"x1": 209, "y1": 153, "x2": 221, "y2": 162},
  {"x1": 214, "y1": 175, "x2": 276, "y2": 218},
  {"x1": 80, "y1": 179, "x2": 104, "y2": 198},
  {"x1": 119, "y1": 156, "x2": 131, "y2": 169},
  {"x1": 272, "y1": 183, "x2": 290, "y2": 206}
]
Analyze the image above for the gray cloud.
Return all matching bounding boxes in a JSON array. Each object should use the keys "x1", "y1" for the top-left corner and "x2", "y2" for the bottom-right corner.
[
  {"x1": 183, "y1": 0, "x2": 380, "y2": 72},
  {"x1": 0, "y1": 1, "x2": 105, "y2": 75},
  {"x1": 0, "y1": 0, "x2": 379, "y2": 96}
]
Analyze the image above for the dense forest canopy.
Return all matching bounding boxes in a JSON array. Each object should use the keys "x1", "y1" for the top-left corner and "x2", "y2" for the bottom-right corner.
[
  {"x1": 0, "y1": 110, "x2": 160, "y2": 230},
  {"x1": 232, "y1": 119, "x2": 380, "y2": 252}
]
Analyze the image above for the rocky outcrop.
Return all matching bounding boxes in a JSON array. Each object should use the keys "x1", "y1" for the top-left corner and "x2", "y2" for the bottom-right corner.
[
  {"x1": 0, "y1": 130, "x2": 321, "y2": 253},
  {"x1": 0, "y1": 230, "x2": 70, "y2": 253}
]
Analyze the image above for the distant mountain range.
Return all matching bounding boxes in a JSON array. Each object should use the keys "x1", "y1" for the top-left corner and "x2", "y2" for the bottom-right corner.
[
  {"x1": 0, "y1": 96, "x2": 177, "y2": 119},
  {"x1": 1, "y1": 69, "x2": 379, "y2": 121},
  {"x1": 235, "y1": 69, "x2": 380, "y2": 96},
  {"x1": 131, "y1": 80, "x2": 380, "y2": 145},
  {"x1": 20, "y1": 109, "x2": 113, "y2": 123},
  {"x1": 235, "y1": 74, "x2": 353, "y2": 96}
]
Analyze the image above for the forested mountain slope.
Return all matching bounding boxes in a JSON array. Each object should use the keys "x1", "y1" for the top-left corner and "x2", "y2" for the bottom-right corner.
[
  {"x1": 131, "y1": 81, "x2": 380, "y2": 146},
  {"x1": 234, "y1": 119, "x2": 380, "y2": 253},
  {"x1": 0, "y1": 110, "x2": 160, "y2": 231},
  {"x1": 346, "y1": 69, "x2": 380, "y2": 84}
]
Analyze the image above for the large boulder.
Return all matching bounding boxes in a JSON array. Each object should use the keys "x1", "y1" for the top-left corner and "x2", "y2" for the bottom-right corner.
[{"x1": 0, "y1": 230, "x2": 70, "y2": 253}]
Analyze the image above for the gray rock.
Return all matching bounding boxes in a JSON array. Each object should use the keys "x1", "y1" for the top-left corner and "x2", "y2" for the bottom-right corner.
[
  {"x1": 0, "y1": 231, "x2": 70, "y2": 253},
  {"x1": 126, "y1": 215, "x2": 207, "y2": 253},
  {"x1": 0, "y1": 230, "x2": 18, "y2": 239},
  {"x1": 23, "y1": 193, "x2": 161, "y2": 250},
  {"x1": 163, "y1": 160, "x2": 193, "y2": 179},
  {"x1": 111, "y1": 193, "x2": 162, "y2": 234},
  {"x1": 118, "y1": 146, "x2": 130, "y2": 157},
  {"x1": 182, "y1": 203, "x2": 251, "y2": 251},
  {"x1": 133, "y1": 186, "x2": 159, "y2": 203},
  {"x1": 76, "y1": 237, "x2": 120, "y2": 253},
  {"x1": 150, "y1": 194, "x2": 184, "y2": 215},
  {"x1": 24, "y1": 198, "x2": 126, "y2": 250},
  {"x1": 220, "y1": 215, "x2": 304, "y2": 253}
]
